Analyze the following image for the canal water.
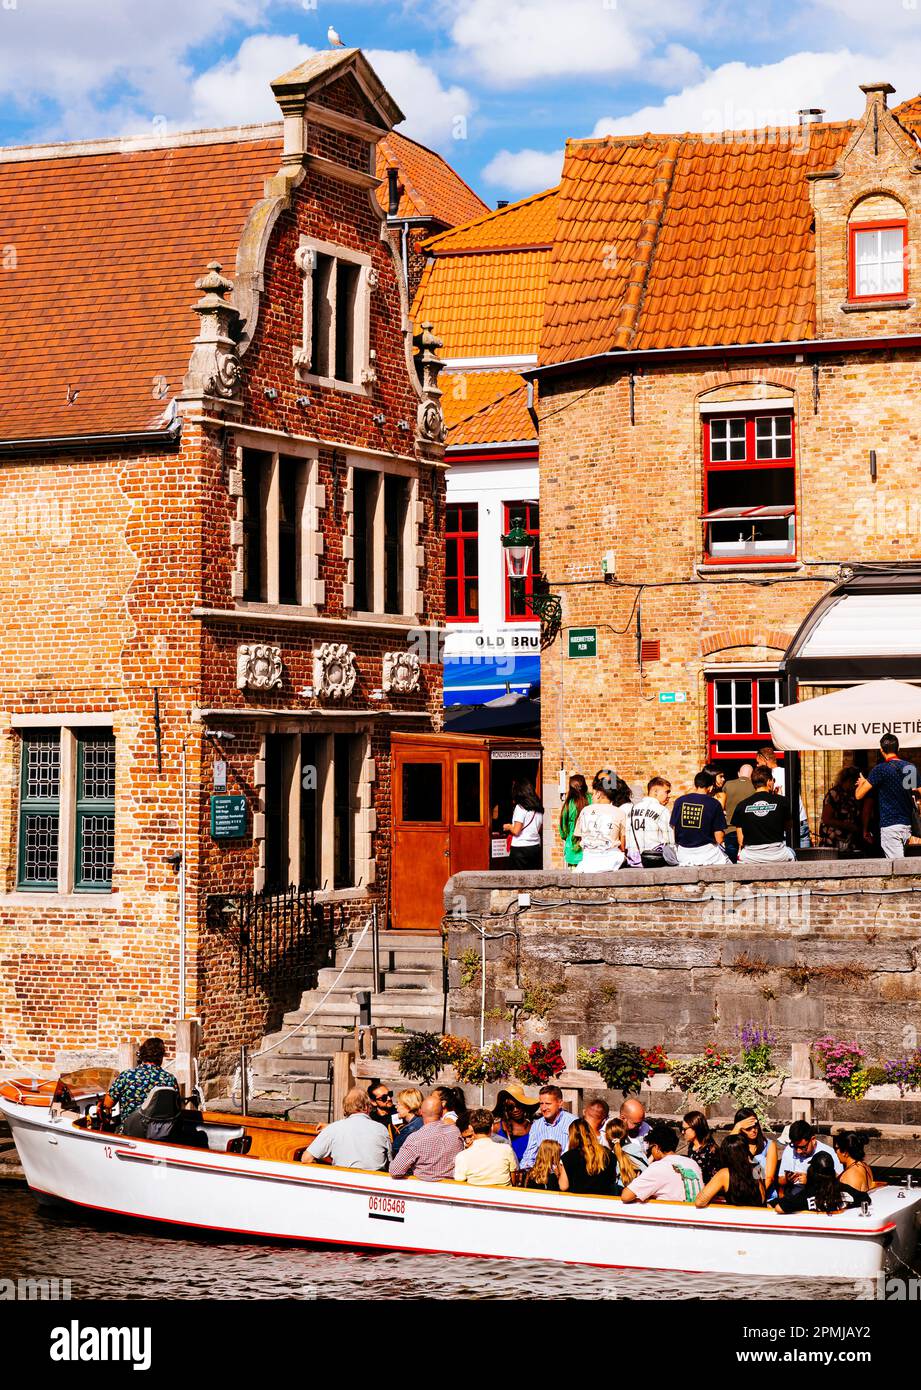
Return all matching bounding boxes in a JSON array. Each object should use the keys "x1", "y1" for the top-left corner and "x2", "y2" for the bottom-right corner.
[{"x1": 0, "y1": 1185, "x2": 882, "y2": 1300}]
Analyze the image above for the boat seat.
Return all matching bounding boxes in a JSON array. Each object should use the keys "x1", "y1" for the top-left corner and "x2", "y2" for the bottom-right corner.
[{"x1": 191, "y1": 1122, "x2": 247, "y2": 1153}]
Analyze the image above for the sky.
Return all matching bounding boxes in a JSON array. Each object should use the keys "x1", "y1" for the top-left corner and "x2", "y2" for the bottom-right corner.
[{"x1": 3, "y1": 0, "x2": 921, "y2": 202}]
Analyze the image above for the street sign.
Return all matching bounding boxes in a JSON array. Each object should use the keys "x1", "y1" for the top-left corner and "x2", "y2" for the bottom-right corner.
[
  {"x1": 210, "y1": 794, "x2": 247, "y2": 839},
  {"x1": 213, "y1": 759, "x2": 227, "y2": 791},
  {"x1": 658, "y1": 692, "x2": 688, "y2": 704},
  {"x1": 567, "y1": 627, "x2": 597, "y2": 659}
]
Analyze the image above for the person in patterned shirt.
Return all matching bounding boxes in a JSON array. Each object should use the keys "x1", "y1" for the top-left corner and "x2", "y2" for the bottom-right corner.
[{"x1": 104, "y1": 1038, "x2": 179, "y2": 1129}]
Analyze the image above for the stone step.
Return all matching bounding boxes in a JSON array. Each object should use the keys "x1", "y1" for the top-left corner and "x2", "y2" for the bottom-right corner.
[{"x1": 314, "y1": 966, "x2": 436, "y2": 991}]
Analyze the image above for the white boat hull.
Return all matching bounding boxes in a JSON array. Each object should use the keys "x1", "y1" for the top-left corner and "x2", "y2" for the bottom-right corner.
[{"x1": 3, "y1": 1098, "x2": 919, "y2": 1279}]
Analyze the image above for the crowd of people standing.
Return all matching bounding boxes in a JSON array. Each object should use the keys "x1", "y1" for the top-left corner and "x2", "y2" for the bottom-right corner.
[{"x1": 502, "y1": 734, "x2": 921, "y2": 870}]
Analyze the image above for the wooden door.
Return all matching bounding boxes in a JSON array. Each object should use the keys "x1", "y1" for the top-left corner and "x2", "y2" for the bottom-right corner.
[
  {"x1": 450, "y1": 754, "x2": 489, "y2": 877},
  {"x1": 392, "y1": 751, "x2": 450, "y2": 931}
]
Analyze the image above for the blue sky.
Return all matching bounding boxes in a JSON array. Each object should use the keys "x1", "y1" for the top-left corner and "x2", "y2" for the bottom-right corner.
[{"x1": 3, "y1": 1, "x2": 921, "y2": 199}]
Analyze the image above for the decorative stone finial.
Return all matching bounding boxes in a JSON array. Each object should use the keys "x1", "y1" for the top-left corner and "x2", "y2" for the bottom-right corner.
[
  {"x1": 182, "y1": 261, "x2": 245, "y2": 403},
  {"x1": 413, "y1": 320, "x2": 446, "y2": 461}
]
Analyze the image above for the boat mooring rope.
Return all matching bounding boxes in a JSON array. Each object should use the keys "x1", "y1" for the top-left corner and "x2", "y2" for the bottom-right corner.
[{"x1": 249, "y1": 915, "x2": 373, "y2": 1060}]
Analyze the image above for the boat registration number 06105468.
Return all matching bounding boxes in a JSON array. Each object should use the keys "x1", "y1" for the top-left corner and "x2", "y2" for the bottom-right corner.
[{"x1": 368, "y1": 1195, "x2": 405, "y2": 1218}]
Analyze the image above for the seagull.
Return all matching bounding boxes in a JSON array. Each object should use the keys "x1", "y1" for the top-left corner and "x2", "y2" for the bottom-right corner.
[{"x1": 327, "y1": 25, "x2": 345, "y2": 47}]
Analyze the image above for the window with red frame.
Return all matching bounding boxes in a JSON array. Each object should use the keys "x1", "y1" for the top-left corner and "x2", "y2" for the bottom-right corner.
[
  {"x1": 702, "y1": 412, "x2": 796, "y2": 563},
  {"x1": 445, "y1": 503, "x2": 478, "y2": 621},
  {"x1": 849, "y1": 220, "x2": 907, "y2": 301},
  {"x1": 504, "y1": 501, "x2": 542, "y2": 621},
  {"x1": 706, "y1": 674, "x2": 784, "y2": 774}
]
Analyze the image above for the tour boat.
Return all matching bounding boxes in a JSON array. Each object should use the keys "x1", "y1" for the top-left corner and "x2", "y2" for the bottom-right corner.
[{"x1": 3, "y1": 1077, "x2": 919, "y2": 1279}]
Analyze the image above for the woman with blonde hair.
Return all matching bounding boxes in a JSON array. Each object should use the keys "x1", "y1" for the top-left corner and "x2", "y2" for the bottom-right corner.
[
  {"x1": 524, "y1": 1139, "x2": 567, "y2": 1192},
  {"x1": 604, "y1": 1117, "x2": 642, "y2": 1190},
  {"x1": 391, "y1": 1088, "x2": 424, "y2": 1157},
  {"x1": 561, "y1": 1118, "x2": 619, "y2": 1194}
]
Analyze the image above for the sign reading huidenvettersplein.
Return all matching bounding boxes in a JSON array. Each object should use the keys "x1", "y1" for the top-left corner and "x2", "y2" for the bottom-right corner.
[
  {"x1": 567, "y1": 627, "x2": 597, "y2": 659},
  {"x1": 210, "y1": 794, "x2": 247, "y2": 839}
]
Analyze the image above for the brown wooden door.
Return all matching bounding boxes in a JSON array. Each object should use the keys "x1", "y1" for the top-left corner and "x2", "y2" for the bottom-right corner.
[
  {"x1": 450, "y1": 754, "x2": 489, "y2": 877},
  {"x1": 392, "y1": 751, "x2": 451, "y2": 931}
]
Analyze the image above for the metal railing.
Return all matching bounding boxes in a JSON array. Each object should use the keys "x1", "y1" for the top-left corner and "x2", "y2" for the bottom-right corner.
[{"x1": 207, "y1": 885, "x2": 341, "y2": 994}]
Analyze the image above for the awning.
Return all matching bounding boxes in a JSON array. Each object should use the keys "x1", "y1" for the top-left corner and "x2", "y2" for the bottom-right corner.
[
  {"x1": 700, "y1": 505, "x2": 795, "y2": 520},
  {"x1": 768, "y1": 678, "x2": 921, "y2": 750},
  {"x1": 784, "y1": 565, "x2": 921, "y2": 681}
]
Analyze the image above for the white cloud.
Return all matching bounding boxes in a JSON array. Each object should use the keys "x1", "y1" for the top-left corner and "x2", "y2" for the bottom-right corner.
[
  {"x1": 189, "y1": 34, "x2": 311, "y2": 127},
  {"x1": 643, "y1": 44, "x2": 705, "y2": 90},
  {"x1": 366, "y1": 49, "x2": 474, "y2": 149},
  {"x1": 447, "y1": 0, "x2": 705, "y2": 86},
  {"x1": 592, "y1": 46, "x2": 921, "y2": 139},
  {"x1": 481, "y1": 146, "x2": 564, "y2": 193}
]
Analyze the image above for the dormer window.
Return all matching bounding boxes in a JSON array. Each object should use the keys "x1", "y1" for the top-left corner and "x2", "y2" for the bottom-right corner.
[{"x1": 848, "y1": 220, "x2": 907, "y2": 302}]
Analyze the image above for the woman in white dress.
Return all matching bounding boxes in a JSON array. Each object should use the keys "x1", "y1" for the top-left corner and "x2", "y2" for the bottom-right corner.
[{"x1": 573, "y1": 771, "x2": 627, "y2": 872}]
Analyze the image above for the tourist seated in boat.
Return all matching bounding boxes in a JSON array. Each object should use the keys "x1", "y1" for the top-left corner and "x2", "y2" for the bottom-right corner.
[
  {"x1": 731, "y1": 1108, "x2": 779, "y2": 1196},
  {"x1": 561, "y1": 1118, "x2": 621, "y2": 1195},
  {"x1": 492, "y1": 1082, "x2": 539, "y2": 1164},
  {"x1": 604, "y1": 1118, "x2": 646, "y2": 1186},
  {"x1": 519, "y1": 1085, "x2": 579, "y2": 1174},
  {"x1": 367, "y1": 1082, "x2": 397, "y2": 1139},
  {"x1": 524, "y1": 1140, "x2": 566, "y2": 1191},
  {"x1": 773, "y1": 1152, "x2": 857, "y2": 1215},
  {"x1": 391, "y1": 1088, "x2": 424, "y2": 1157},
  {"x1": 619, "y1": 1098, "x2": 650, "y2": 1166},
  {"x1": 620, "y1": 1122, "x2": 703, "y2": 1204},
  {"x1": 301, "y1": 1087, "x2": 391, "y2": 1171},
  {"x1": 389, "y1": 1094, "x2": 464, "y2": 1181},
  {"x1": 776, "y1": 1120, "x2": 843, "y2": 1198},
  {"x1": 582, "y1": 1097, "x2": 610, "y2": 1147},
  {"x1": 694, "y1": 1134, "x2": 766, "y2": 1208},
  {"x1": 102, "y1": 1037, "x2": 179, "y2": 1134},
  {"x1": 834, "y1": 1131, "x2": 876, "y2": 1196},
  {"x1": 432, "y1": 1085, "x2": 468, "y2": 1128},
  {"x1": 681, "y1": 1110, "x2": 721, "y2": 1184},
  {"x1": 453, "y1": 1108, "x2": 518, "y2": 1187}
]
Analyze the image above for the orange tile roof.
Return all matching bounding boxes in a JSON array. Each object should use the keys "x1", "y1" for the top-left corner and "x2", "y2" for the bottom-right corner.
[
  {"x1": 424, "y1": 186, "x2": 558, "y2": 252},
  {"x1": 0, "y1": 125, "x2": 486, "y2": 444},
  {"x1": 442, "y1": 370, "x2": 535, "y2": 446},
  {"x1": 540, "y1": 122, "x2": 854, "y2": 365},
  {"x1": 376, "y1": 131, "x2": 488, "y2": 228},
  {"x1": 413, "y1": 248, "x2": 551, "y2": 359},
  {"x1": 0, "y1": 135, "x2": 279, "y2": 442}
]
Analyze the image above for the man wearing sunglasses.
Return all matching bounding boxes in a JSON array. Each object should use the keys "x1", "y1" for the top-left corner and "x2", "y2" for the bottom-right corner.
[
  {"x1": 777, "y1": 1119, "x2": 842, "y2": 1197},
  {"x1": 367, "y1": 1082, "x2": 397, "y2": 1141}
]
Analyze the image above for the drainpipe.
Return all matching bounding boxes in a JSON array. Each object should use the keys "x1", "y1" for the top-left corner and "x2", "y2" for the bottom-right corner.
[{"x1": 179, "y1": 740, "x2": 188, "y2": 1019}]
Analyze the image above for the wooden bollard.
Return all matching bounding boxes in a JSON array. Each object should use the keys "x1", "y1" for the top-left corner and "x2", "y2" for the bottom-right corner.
[
  {"x1": 174, "y1": 1018, "x2": 201, "y2": 1098},
  {"x1": 790, "y1": 1042, "x2": 815, "y2": 1124},
  {"x1": 332, "y1": 1051, "x2": 354, "y2": 1120},
  {"x1": 560, "y1": 1034, "x2": 581, "y2": 1114}
]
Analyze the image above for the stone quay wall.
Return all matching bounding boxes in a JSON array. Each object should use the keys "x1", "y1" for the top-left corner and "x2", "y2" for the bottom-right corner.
[{"x1": 445, "y1": 859, "x2": 921, "y2": 1124}]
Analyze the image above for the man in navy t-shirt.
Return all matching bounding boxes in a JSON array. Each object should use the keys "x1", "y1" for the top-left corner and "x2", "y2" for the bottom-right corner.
[
  {"x1": 856, "y1": 733, "x2": 918, "y2": 859},
  {"x1": 670, "y1": 770, "x2": 728, "y2": 866}
]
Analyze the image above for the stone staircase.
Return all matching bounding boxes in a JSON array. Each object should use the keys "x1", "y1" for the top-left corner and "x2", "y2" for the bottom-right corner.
[{"x1": 247, "y1": 931, "x2": 444, "y2": 1122}]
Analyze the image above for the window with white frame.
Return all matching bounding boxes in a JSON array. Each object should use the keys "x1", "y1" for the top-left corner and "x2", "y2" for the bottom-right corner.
[
  {"x1": 236, "y1": 445, "x2": 324, "y2": 607},
  {"x1": 344, "y1": 461, "x2": 422, "y2": 617},
  {"x1": 17, "y1": 727, "x2": 115, "y2": 892},
  {"x1": 706, "y1": 674, "x2": 784, "y2": 774},
  {"x1": 293, "y1": 236, "x2": 375, "y2": 391},
  {"x1": 849, "y1": 221, "x2": 907, "y2": 301},
  {"x1": 702, "y1": 411, "x2": 796, "y2": 562},
  {"x1": 260, "y1": 730, "x2": 372, "y2": 894}
]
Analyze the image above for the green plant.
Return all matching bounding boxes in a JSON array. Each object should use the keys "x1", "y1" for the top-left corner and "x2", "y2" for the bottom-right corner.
[
  {"x1": 669, "y1": 1041, "x2": 785, "y2": 1126},
  {"x1": 731, "y1": 952, "x2": 771, "y2": 978},
  {"x1": 864, "y1": 1064, "x2": 888, "y2": 1087},
  {"x1": 458, "y1": 949, "x2": 481, "y2": 989},
  {"x1": 812, "y1": 1035, "x2": 866, "y2": 1099},
  {"x1": 480, "y1": 1038, "x2": 530, "y2": 1083},
  {"x1": 391, "y1": 1030, "x2": 444, "y2": 1085},
  {"x1": 519, "y1": 975, "x2": 564, "y2": 1021},
  {"x1": 517, "y1": 1039, "x2": 565, "y2": 1085},
  {"x1": 577, "y1": 1046, "x2": 602, "y2": 1071},
  {"x1": 599, "y1": 982, "x2": 618, "y2": 1004},
  {"x1": 592, "y1": 1044, "x2": 650, "y2": 1097}
]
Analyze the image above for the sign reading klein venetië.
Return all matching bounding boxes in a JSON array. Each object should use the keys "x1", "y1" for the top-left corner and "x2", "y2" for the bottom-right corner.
[
  {"x1": 768, "y1": 680, "x2": 921, "y2": 751},
  {"x1": 210, "y1": 794, "x2": 247, "y2": 839}
]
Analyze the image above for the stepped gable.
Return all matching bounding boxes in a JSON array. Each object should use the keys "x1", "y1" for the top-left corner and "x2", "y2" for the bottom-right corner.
[{"x1": 539, "y1": 118, "x2": 857, "y2": 366}]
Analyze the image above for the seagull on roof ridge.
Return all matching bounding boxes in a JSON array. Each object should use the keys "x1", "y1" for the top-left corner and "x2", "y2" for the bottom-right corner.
[{"x1": 327, "y1": 25, "x2": 345, "y2": 47}]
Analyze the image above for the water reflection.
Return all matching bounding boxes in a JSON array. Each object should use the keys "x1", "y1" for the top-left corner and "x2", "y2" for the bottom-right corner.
[{"x1": 0, "y1": 1187, "x2": 874, "y2": 1301}]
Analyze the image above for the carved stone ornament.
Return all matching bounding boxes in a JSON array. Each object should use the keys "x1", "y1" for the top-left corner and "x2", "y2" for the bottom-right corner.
[
  {"x1": 182, "y1": 262, "x2": 244, "y2": 401},
  {"x1": 236, "y1": 644, "x2": 284, "y2": 692},
  {"x1": 365, "y1": 264, "x2": 380, "y2": 291},
  {"x1": 313, "y1": 642, "x2": 358, "y2": 700},
  {"x1": 412, "y1": 320, "x2": 446, "y2": 459},
  {"x1": 382, "y1": 650, "x2": 421, "y2": 695}
]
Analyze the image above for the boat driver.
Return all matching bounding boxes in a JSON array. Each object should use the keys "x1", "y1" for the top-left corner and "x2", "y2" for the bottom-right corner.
[{"x1": 102, "y1": 1037, "x2": 180, "y2": 1132}]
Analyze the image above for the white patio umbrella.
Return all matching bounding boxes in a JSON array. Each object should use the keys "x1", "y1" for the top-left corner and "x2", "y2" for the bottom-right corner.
[{"x1": 768, "y1": 679, "x2": 921, "y2": 751}]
